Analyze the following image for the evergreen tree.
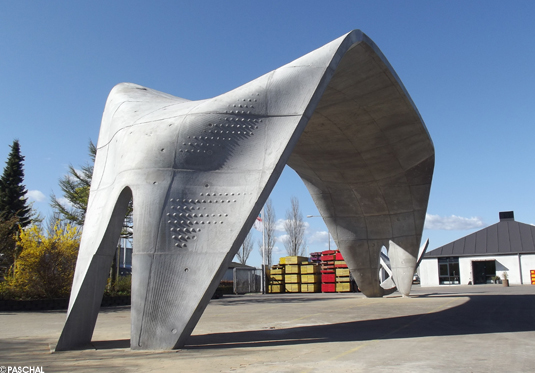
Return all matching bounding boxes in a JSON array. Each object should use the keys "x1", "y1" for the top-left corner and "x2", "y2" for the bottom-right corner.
[
  {"x1": 49, "y1": 141, "x2": 133, "y2": 288},
  {"x1": 50, "y1": 140, "x2": 132, "y2": 232},
  {"x1": 50, "y1": 141, "x2": 96, "y2": 226},
  {"x1": 0, "y1": 140, "x2": 31, "y2": 227},
  {"x1": 0, "y1": 215, "x2": 19, "y2": 276}
]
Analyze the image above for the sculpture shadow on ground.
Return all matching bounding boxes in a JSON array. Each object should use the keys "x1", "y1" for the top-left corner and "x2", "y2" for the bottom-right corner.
[
  {"x1": 184, "y1": 294, "x2": 535, "y2": 349},
  {"x1": 80, "y1": 293, "x2": 535, "y2": 351}
]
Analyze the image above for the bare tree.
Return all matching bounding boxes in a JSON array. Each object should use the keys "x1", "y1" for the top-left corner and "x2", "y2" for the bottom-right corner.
[
  {"x1": 258, "y1": 198, "x2": 276, "y2": 267},
  {"x1": 283, "y1": 197, "x2": 306, "y2": 256},
  {"x1": 236, "y1": 230, "x2": 254, "y2": 265}
]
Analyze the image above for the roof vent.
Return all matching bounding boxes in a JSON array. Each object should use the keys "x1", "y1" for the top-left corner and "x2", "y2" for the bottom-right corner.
[{"x1": 499, "y1": 211, "x2": 514, "y2": 221}]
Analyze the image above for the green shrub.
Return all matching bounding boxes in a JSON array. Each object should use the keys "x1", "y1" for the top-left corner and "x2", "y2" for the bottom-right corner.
[{"x1": 105, "y1": 275, "x2": 131, "y2": 297}]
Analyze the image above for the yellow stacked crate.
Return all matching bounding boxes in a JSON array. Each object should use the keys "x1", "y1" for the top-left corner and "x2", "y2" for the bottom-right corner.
[
  {"x1": 283, "y1": 256, "x2": 306, "y2": 293},
  {"x1": 334, "y1": 251, "x2": 352, "y2": 292},
  {"x1": 284, "y1": 269, "x2": 300, "y2": 292},
  {"x1": 301, "y1": 283, "x2": 321, "y2": 292},
  {"x1": 335, "y1": 268, "x2": 350, "y2": 277},
  {"x1": 285, "y1": 264, "x2": 300, "y2": 274},
  {"x1": 269, "y1": 284, "x2": 284, "y2": 293},
  {"x1": 301, "y1": 263, "x2": 320, "y2": 274},
  {"x1": 300, "y1": 262, "x2": 321, "y2": 292},
  {"x1": 335, "y1": 282, "x2": 351, "y2": 292},
  {"x1": 268, "y1": 265, "x2": 284, "y2": 293},
  {"x1": 301, "y1": 274, "x2": 321, "y2": 283},
  {"x1": 284, "y1": 283, "x2": 300, "y2": 292},
  {"x1": 284, "y1": 274, "x2": 300, "y2": 283},
  {"x1": 283, "y1": 256, "x2": 309, "y2": 264}
]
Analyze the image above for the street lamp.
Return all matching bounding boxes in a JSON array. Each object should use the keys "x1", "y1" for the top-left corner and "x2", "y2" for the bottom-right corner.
[{"x1": 307, "y1": 215, "x2": 331, "y2": 251}]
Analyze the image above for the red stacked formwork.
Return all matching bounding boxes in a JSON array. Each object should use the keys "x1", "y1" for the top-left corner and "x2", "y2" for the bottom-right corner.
[
  {"x1": 321, "y1": 250, "x2": 337, "y2": 293},
  {"x1": 321, "y1": 253, "x2": 336, "y2": 262},
  {"x1": 322, "y1": 273, "x2": 336, "y2": 283},
  {"x1": 321, "y1": 283, "x2": 336, "y2": 292}
]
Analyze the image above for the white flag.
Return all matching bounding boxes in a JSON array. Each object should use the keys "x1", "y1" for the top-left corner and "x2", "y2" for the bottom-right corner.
[{"x1": 254, "y1": 212, "x2": 263, "y2": 231}]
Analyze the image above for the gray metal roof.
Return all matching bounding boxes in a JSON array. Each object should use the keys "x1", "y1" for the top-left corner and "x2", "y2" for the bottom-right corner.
[
  {"x1": 425, "y1": 217, "x2": 535, "y2": 258},
  {"x1": 228, "y1": 262, "x2": 256, "y2": 269}
]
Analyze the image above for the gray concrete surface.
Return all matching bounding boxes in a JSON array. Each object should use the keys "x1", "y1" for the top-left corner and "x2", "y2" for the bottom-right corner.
[
  {"x1": 60, "y1": 29, "x2": 434, "y2": 351},
  {"x1": 2, "y1": 285, "x2": 534, "y2": 372}
]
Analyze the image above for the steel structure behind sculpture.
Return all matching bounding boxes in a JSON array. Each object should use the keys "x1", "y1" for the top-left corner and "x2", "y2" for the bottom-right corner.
[{"x1": 56, "y1": 30, "x2": 434, "y2": 351}]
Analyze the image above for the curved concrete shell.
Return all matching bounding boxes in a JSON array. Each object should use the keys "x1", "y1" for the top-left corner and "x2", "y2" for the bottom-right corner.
[{"x1": 56, "y1": 30, "x2": 434, "y2": 351}]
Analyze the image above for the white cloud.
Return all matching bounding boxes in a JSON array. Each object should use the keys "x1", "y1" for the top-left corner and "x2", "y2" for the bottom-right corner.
[
  {"x1": 66, "y1": 168, "x2": 84, "y2": 182},
  {"x1": 276, "y1": 234, "x2": 289, "y2": 243},
  {"x1": 274, "y1": 218, "x2": 310, "y2": 232},
  {"x1": 26, "y1": 190, "x2": 46, "y2": 202},
  {"x1": 274, "y1": 219, "x2": 286, "y2": 232},
  {"x1": 58, "y1": 197, "x2": 74, "y2": 208},
  {"x1": 424, "y1": 213, "x2": 486, "y2": 230},
  {"x1": 272, "y1": 245, "x2": 284, "y2": 254},
  {"x1": 309, "y1": 230, "x2": 328, "y2": 243}
]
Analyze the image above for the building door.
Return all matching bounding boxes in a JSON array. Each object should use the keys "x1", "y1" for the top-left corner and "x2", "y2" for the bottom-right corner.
[{"x1": 471, "y1": 260, "x2": 496, "y2": 284}]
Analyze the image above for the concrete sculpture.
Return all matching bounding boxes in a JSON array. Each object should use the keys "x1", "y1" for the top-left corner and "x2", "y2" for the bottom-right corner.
[
  {"x1": 56, "y1": 29, "x2": 434, "y2": 351},
  {"x1": 379, "y1": 239, "x2": 430, "y2": 295}
]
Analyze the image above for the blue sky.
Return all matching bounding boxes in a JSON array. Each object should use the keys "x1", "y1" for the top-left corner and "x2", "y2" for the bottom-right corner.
[{"x1": 1, "y1": 1, "x2": 534, "y2": 267}]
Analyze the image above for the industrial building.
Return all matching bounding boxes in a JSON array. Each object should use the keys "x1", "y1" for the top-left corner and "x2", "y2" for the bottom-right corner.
[{"x1": 420, "y1": 211, "x2": 535, "y2": 286}]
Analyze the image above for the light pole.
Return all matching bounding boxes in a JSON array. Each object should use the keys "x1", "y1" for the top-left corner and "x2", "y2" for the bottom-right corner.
[{"x1": 306, "y1": 215, "x2": 331, "y2": 251}]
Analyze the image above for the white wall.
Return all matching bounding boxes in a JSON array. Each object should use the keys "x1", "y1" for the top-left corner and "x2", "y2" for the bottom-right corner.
[
  {"x1": 420, "y1": 258, "x2": 439, "y2": 286},
  {"x1": 462, "y1": 255, "x2": 522, "y2": 284},
  {"x1": 520, "y1": 254, "x2": 535, "y2": 285},
  {"x1": 420, "y1": 255, "x2": 535, "y2": 286},
  {"x1": 459, "y1": 258, "x2": 472, "y2": 285}
]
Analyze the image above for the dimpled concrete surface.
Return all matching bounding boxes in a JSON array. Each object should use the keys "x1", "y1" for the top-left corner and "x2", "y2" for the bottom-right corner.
[
  {"x1": 2, "y1": 286, "x2": 535, "y2": 372},
  {"x1": 56, "y1": 29, "x2": 434, "y2": 351}
]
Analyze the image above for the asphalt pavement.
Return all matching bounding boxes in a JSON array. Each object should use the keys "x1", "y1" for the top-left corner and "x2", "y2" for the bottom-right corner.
[{"x1": 1, "y1": 284, "x2": 534, "y2": 372}]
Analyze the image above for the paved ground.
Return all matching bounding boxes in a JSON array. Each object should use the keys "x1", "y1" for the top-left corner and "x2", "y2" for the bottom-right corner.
[{"x1": 1, "y1": 285, "x2": 534, "y2": 372}]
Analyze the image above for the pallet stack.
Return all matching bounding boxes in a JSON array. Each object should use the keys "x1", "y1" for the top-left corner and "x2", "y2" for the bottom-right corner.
[
  {"x1": 310, "y1": 252, "x2": 322, "y2": 265},
  {"x1": 300, "y1": 260, "x2": 321, "y2": 292},
  {"x1": 282, "y1": 256, "x2": 308, "y2": 293},
  {"x1": 320, "y1": 250, "x2": 337, "y2": 292},
  {"x1": 268, "y1": 253, "x2": 352, "y2": 293},
  {"x1": 334, "y1": 251, "x2": 352, "y2": 292},
  {"x1": 267, "y1": 264, "x2": 284, "y2": 293}
]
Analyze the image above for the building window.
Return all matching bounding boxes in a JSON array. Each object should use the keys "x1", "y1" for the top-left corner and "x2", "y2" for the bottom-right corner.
[{"x1": 438, "y1": 257, "x2": 460, "y2": 285}]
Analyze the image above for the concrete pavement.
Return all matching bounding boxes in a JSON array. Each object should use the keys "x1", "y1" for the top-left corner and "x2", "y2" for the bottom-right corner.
[{"x1": 1, "y1": 285, "x2": 534, "y2": 372}]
